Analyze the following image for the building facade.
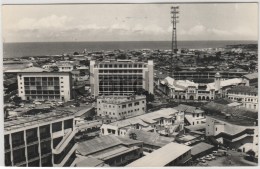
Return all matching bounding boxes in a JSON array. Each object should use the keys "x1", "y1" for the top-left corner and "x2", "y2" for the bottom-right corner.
[
  {"x1": 100, "y1": 108, "x2": 184, "y2": 137},
  {"x1": 227, "y1": 86, "x2": 258, "y2": 111},
  {"x1": 17, "y1": 68, "x2": 72, "y2": 102},
  {"x1": 4, "y1": 111, "x2": 78, "y2": 167},
  {"x1": 205, "y1": 116, "x2": 258, "y2": 157},
  {"x1": 90, "y1": 60, "x2": 154, "y2": 97},
  {"x1": 97, "y1": 95, "x2": 146, "y2": 120},
  {"x1": 158, "y1": 73, "x2": 246, "y2": 101}
]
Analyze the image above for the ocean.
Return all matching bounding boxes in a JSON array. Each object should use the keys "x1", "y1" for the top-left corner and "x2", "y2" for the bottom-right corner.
[{"x1": 3, "y1": 41, "x2": 257, "y2": 58}]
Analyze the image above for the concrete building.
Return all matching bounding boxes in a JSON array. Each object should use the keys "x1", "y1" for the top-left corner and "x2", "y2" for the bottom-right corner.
[
  {"x1": 205, "y1": 116, "x2": 258, "y2": 157},
  {"x1": 17, "y1": 67, "x2": 72, "y2": 102},
  {"x1": 124, "y1": 129, "x2": 174, "y2": 153},
  {"x1": 174, "y1": 104, "x2": 206, "y2": 127},
  {"x1": 227, "y1": 86, "x2": 258, "y2": 111},
  {"x1": 4, "y1": 111, "x2": 78, "y2": 167},
  {"x1": 90, "y1": 60, "x2": 154, "y2": 96},
  {"x1": 76, "y1": 135, "x2": 143, "y2": 167},
  {"x1": 158, "y1": 72, "x2": 245, "y2": 100},
  {"x1": 97, "y1": 95, "x2": 146, "y2": 120},
  {"x1": 127, "y1": 142, "x2": 191, "y2": 167},
  {"x1": 242, "y1": 72, "x2": 258, "y2": 87},
  {"x1": 100, "y1": 108, "x2": 184, "y2": 137}
]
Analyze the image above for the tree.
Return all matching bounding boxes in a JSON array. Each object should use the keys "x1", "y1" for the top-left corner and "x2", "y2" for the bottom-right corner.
[
  {"x1": 73, "y1": 52, "x2": 79, "y2": 55},
  {"x1": 129, "y1": 133, "x2": 137, "y2": 140},
  {"x1": 117, "y1": 53, "x2": 127, "y2": 60}
]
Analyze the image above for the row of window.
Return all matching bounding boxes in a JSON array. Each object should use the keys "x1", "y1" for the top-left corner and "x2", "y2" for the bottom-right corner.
[
  {"x1": 99, "y1": 70, "x2": 143, "y2": 73},
  {"x1": 24, "y1": 77, "x2": 60, "y2": 82},
  {"x1": 101, "y1": 107, "x2": 144, "y2": 116},
  {"x1": 25, "y1": 90, "x2": 60, "y2": 95},
  {"x1": 99, "y1": 64, "x2": 145, "y2": 68},
  {"x1": 99, "y1": 87, "x2": 143, "y2": 92}
]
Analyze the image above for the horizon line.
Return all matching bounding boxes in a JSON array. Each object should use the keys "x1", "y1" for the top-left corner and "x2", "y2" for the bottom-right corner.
[{"x1": 4, "y1": 40, "x2": 258, "y2": 43}]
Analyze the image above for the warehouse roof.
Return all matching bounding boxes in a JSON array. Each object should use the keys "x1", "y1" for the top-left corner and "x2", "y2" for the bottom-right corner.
[
  {"x1": 191, "y1": 142, "x2": 214, "y2": 156},
  {"x1": 127, "y1": 142, "x2": 191, "y2": 167}
]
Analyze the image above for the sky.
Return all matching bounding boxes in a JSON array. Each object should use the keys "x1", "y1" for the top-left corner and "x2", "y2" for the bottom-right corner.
[{"x1": 2, "y1": 3, "x2": 259, "y2": 42}]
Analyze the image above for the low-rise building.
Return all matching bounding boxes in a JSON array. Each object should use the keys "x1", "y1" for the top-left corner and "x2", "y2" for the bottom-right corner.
[
  {"x1": 97, "y1": 95, "x2": 146, "y2": 120},
  {"x1": 100, "y1": 108, "x2": 184, "y2": 137},
  {"x1": 4, "y1": 111, "x2": 78, "y2": 167},
  {"x1": 76, "y1": 135, "x2": 143, "y2": 167},
  {"x1": 243, "y1": 72, "x2": 258, "y2": 87},
  {"x1": 205, "y1": 116, "x2": 258, "y2": 157},
  {"x1": 174, "y1": 104, "x2": 206, "y2": 126},
  {"x1": 191, "y1": 142, "x2": 215, "y2": 160},
  {"x1": 127, "y1": 142, "x2": 192, "y2": 167},
  {"x1": 227, "y1": 86, "x2": 258, "y2": 111},
  {"x1": 124, "y1": 129, "x2": 174, "y2": 153}
]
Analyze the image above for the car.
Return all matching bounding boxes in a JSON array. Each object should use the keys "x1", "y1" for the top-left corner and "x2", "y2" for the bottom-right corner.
[
  {"x1": 212, "y1": 151, "x2": 218, "y2": 154},
  {"x1": 211, "y1": 156, "x2": 216, "y2": 160},
  {"x1": 205, "y1": 157, "x2": 212, "y2": 161},
  {"x1": 201, "y1": 159, "x2": 206, "y2": 163}
]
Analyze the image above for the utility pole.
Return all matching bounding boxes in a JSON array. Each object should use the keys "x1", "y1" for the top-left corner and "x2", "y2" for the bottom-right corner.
[{"x1": 171, "y1": 6, "x2": 179, "y2": 53}]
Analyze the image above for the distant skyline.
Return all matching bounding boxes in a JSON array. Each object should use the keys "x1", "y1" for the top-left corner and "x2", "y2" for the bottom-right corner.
[{"x1": 2, "y1": 3, "x2": 258, "y2": 42}]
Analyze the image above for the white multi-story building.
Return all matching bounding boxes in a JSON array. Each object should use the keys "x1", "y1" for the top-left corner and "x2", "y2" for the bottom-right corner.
[
  {"x1": 100, "y1": 108, "x2": 184, "y2": 137},
  {"x1": 90, "y1": 60, "x2": 154, "y2": 97},
  {"x1": 17, "y1": 67, "x2": 72, "y2": 102},
  {"x1": 227, "y1": 86, "x2": 258, "y2": 111},
  {"x1": 158, "y1": 72, "x2": 246, "y2": 100},
  {"x1": 97, "y1": 95, "x2": 146, "y2": 120},
  {"x1": 174, "y1": 104, "x2": 206, "y2": 126},
  {"x1": 4, "y1": 111, "x2": 78, "y2": 167},
  {"x1": 205, "y1": 116, "x2": 258, "y2": 157}
]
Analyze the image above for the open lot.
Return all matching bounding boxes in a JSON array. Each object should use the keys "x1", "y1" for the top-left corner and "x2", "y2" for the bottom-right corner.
[{"x1": 196, "y1": 150, "x2": 257, "y2": 167}]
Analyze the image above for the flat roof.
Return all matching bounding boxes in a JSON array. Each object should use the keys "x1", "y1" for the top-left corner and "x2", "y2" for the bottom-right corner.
[
  {"x1": 4, "y1": 111, "x2": 74, "y2": 132},
  {"x1": 125, "y1": 129, "x2": 174, "y2": 147},
  {"x1": 110, "y1": 108, "x2": 179, "y2": 128},
  {"x1": 127, "y1": 142, "x2": 191, "y2": 167},
  {"x1": 191, "y1": 142, "x2": 214, "y2": 156}
]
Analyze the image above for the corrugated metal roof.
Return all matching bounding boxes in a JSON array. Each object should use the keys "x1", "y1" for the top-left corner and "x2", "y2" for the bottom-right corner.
[
  {"x1": 127, "y1": 142, "x2": 191, "y2": 167},
  {"x1": 191, "y1": 142, "x2": 214, "y2": 156}
]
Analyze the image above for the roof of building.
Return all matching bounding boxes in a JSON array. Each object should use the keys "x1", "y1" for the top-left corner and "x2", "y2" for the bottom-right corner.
[
  {"x1": 203, "y1": 102, "x2": 258, "y2": 126},
  {"x1": 191, "y1": 142, "x2": 214, "y2": 156},
  {"x1": 76, "y1": 157, "x2": 104, "y2": 167},
  {"x1": 227, "y1": 102, "x2": 242, "y2": 107},
  {"x1": 18, "y1": 66, "x2": 48, "y2": 72},
  {"x1": 243, "y1": 72, "x2": 258, "y2": 80},
  {"x1": 174, "y1": 104, "x2": 204, "y2": 114},
  {"x1": 228, "y1": 86, "x2": 258, "y2": 94},
  {"x1": 97, "y1": 95, "x2": 146, "y2": 105},
  {"x1": 161, "y1": 76, "x2": 198, "y2": 91},
  {"x1": 4, "y1": 111, "x2": 74, "y2": 132},
  {"x1": 127, "y1": 142, "x2": 191, "y2": 167},
  {"x1": 77, "y1": 135, "x2": 142, "y2": 156},
  {"x1": 125, "y1": 129, "x2": 174, "y2": 147},
  {"x1": 110, "y1": 108, "x2": 179, "y2": 128}
]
